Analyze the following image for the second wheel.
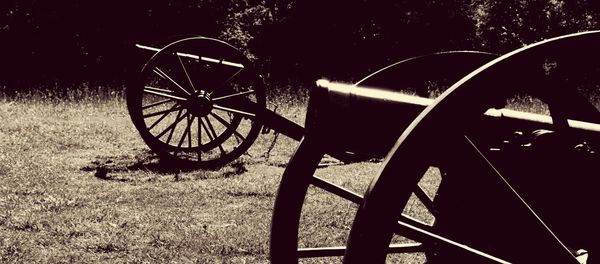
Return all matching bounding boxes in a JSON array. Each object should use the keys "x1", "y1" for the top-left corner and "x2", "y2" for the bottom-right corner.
[{"x1": 127, "y1": 37, "x2": 266, "y2": 168}]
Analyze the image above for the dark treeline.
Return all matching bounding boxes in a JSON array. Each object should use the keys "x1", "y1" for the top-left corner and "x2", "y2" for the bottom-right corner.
[{"x1": 1, "y1": 0, "x2": 599, "y2": 90}]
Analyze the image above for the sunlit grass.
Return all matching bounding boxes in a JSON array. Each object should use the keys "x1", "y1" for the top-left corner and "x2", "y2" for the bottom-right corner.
[
  {"x1": 0, "y1": 89, "x2": 275, "y2": 263},
  {"x1": 0, "y1": 84, "x2": 331, "y2": 263},
  {"x1": 3, "y1": 81, "x2": 591, "y2": 263}
]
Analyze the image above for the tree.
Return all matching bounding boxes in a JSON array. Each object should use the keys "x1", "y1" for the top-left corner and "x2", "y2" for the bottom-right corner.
[
  {"x1": 1, "y1": 0, "x2": 599, "y2": 90},
  {"x1": 469, "y1": 0, "x2": 600, "y2": 52}
]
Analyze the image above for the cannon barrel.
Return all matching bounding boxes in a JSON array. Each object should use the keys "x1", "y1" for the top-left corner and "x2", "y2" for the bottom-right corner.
[{"x1": 307, "y1": 79, "x2": 600, "y2": 157}]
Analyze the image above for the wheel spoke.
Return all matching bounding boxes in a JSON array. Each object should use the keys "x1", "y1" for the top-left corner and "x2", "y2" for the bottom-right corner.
[
  {"x1": 205, "y1": 117, "x2": 226, "y2": 154},
  {"x1": 226, "y1": 113, "x2": 243, "y2": 144},
  {"x1": 187, "y1": 115, "x2": 193, "y2": 148},
  {"x1": 213, "y1": 104, "x2": 256, "y2": 118},
  {"x1": 155, "y1": 109, "x2": 186, "y2": 140},
  {"x1": 144, "y1": 86, "x2": 187, "y2": 101},
  {"x1": 177, "y1": 113, "x2": 194, "y2": 149},
  {"x1": 198, "y1": 116, "x2": 202, "y2": 148},
  {"x1": 413, "y1": 185, "x2": 437, "y2": 215},
  {"x1": 143, "y1": 105, "x2": 184, "y2": 118},
  {"x1": 311, "y1": 175, "x2": 363, "y2": 204},
  {"x1": 153, "y1": 67, "x2": 191, "y2": 96},
  {"x1": 212, "y1": 89, "x2": 255, "y2": 102},
  {"x1": 200, "y1": 118, "x2": 214, "y2": 141},
  {"x1": 397, "y1": 214, "x2": 434, "y2": 231},
  {"x1": 210, "y1": 112, "x2": 246, "y2": 141},
  {"x1": 220, "y1": 68, "x2": 244, "y2": 86},
  {"x1": 393, "y1": 220, "x2": 510, "y2": 264},
  {"x1": 142, "y1": 98, "x2": 175, "y2": 110},
  {"x1": 308, "y1": 175, "x2": 441, "y2": 259},
  {"x1": 166, "y1": 110, "x2": 185, "y2": 145},
  {"x1": 147, "y1": 104, "x2": 180, "y2": 130},
  {"x1": 144, "y1": 85, "x2": 172, "y2": 94},
  {"x1": 308, "y1": 176, "x2": 445, "y2": 259},
  {"x1": 177, "y1": 54, "x2": 197, "y2": 93}
]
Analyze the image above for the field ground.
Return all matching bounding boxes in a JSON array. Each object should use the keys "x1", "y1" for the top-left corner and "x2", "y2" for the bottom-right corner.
[
  {"x1": 0, "y1": 90, "x2": 404, "y2": 263},
  {"x1": 2, "y1": 82, "x2": 583, "y2": 263}
]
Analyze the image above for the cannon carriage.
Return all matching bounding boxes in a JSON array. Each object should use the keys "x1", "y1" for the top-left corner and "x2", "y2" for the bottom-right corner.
[
  {"x1": 272, "y1": 31, "x2": 600, "y2": 263},
  {"x1": 127, "y1": 29, "x2": 600, "y2": 263}
]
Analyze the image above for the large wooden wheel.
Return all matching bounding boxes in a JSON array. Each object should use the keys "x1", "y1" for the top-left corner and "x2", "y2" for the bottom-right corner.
[
  {"x1": 127, "y1": 37, "x2": 265, "y2": 168},
  {"x1": 344, "y1": 31, "x2": 600, "y2": 263},
  {"x1": 270, "y1": 51, "x2": 497, "y2": 263}
]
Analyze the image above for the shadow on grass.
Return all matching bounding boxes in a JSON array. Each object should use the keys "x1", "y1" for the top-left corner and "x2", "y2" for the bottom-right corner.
[{"x1": 80, "y1": 149, "x2": 248, "y2": 182}]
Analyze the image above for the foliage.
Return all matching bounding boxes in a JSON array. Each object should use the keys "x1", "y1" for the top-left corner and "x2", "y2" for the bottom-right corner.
[
  {"x1": 0, "y1": 0, "x2": 599, "y2": 89},
  {"x1": 470, "y1": 0, "x2": 600, "y2": 51}
]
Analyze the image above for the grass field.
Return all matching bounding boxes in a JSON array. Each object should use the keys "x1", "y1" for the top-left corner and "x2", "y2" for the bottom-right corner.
[
  {"x1": 0, "y1": 87, "x2": 395, "y2": 263},
  {"x1": 2, "y1": 83, "x2": 578, "y2": 263}
]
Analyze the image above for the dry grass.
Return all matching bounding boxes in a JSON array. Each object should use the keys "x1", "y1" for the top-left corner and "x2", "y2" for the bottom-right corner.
[
  {"x1": 0, "y1": 93, "x2": 274, "y2": 263},
  {"x1": 2, "y1": 80, "x2": 580, "y2": 263},
  {"x1": 0, "y1": 87, "x2": 396, "y2": 263}
]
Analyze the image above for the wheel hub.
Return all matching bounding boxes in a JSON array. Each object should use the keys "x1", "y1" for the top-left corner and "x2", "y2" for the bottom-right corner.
[{"x1": 186, "y1": 90, "x2": 213, "y2": 117}]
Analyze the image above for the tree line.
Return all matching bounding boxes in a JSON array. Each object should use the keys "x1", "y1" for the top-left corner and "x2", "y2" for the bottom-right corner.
[{"x1": 1, "y1": 0, "x2": 598, "y2": 90}]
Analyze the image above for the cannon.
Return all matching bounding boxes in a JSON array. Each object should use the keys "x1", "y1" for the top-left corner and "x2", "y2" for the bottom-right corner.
[
  {"x1": 127, "y1": 37, "x2": 304, "y2": 168},
  {"x1": 270, "y1": 30, "x2": 600, "y2": 263},
  {"x1": 126, "y1": 37, "x2": 496, "y2": 168}
]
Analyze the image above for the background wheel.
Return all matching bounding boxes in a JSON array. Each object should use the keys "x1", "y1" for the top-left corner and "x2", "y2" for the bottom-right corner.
[
  {"x1": 344, "y1": 31, "x2": 600, "y2": 263},
  {"x1": 127, "y1": 36, "x2": 265, "y2": 169},
  {"x1": 269, "y1": 51, "x2": 497, "y2": 263}
]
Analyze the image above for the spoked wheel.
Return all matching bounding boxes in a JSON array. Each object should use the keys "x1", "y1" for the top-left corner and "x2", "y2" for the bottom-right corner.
[
  {"x1": 127, "y1": 37, "x2": 265, "y2": 168},
  {"x1": 270, "y1": 51, "x2": 497, "y2": 263},
  {"x1": 344, "y1": 31, "x2": 600, "y2": 263}
]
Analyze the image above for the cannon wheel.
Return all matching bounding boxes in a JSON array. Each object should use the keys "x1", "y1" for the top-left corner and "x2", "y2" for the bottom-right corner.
[
  {"x1": 344, "y1": 31, "x2": 600, "y2": 263},
  {"x1": 127, "y1": 37, "x2": 265, "y2": 168},
  {"x1": 270, "y1": 51, "x2": 498, "y2": 263}
]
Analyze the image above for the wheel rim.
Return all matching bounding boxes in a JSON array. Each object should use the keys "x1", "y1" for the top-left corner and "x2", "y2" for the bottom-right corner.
[
  {"x1": 344, "y1": 30, "x2": 600, "y2": 263},
  {"x1": 269, "y1": 51, "x2": 498, "y2": 263},
  {"x1": 127, "y1": 37, "x2": 265, "y2": 168}
]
